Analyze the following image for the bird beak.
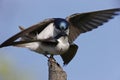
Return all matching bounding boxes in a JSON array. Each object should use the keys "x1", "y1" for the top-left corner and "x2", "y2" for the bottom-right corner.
[
  {"x1": 55, "y1": 31, "x2": 68, "y2": 39},
  {"x1": 60, "y1": 30, "x2": 68, "y2": 36},
  {"x1": 61, "y1": 32, "x2": 67, "y2": 36}
]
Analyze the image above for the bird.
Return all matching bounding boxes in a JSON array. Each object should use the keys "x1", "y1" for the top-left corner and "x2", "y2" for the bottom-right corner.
[{"x1": 0, "y1": 8, "x2": 120, "y2": 65}]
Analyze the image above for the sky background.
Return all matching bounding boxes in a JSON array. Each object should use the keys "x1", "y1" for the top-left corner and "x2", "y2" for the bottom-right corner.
[{"x1": 0, "y1": 0, "x2": 120, "y2": 80}]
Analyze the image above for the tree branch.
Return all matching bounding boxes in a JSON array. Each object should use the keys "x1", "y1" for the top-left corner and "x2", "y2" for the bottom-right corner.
[{"x1": 48, "y1": 57, "x2": 67, "y2": 80}]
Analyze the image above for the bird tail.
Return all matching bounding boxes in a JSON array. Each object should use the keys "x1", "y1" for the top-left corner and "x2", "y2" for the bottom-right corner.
[{"x1": 60, "y1": 44, "x2": 78, "y2": 65}]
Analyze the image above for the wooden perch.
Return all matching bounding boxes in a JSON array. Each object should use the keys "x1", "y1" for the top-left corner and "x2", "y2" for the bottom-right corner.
[{"x1": 48, "y1": 57, "x2": 67, "y2": 80}]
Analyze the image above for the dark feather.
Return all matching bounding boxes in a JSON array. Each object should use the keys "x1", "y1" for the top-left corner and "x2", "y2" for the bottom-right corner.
[
  {"x1": 0, "y1": 18, "x2": 54, "y2": 48},
  {"x1": 60, "y1": 44, "x2": 78, "y2": 65},
  {"x1": 66, "y1": 8, "x2": 120, "y2": 43}
]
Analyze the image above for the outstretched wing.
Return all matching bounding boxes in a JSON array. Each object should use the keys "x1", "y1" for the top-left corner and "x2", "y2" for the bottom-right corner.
[
  {"x1": 66, "y1": 8, "x2": 120, "y2": 43},
  {"x1": 0, "y1": 18, "x2": 54, "y2": 48}
]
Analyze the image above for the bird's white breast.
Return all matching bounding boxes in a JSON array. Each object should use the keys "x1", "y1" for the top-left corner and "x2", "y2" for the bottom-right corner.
[
  {"x1": 33, "y1": 37, "x2": 70, "y2": 55},
  {"x1": 55, "y1": 37, "x2": 69, "y2": 54}
]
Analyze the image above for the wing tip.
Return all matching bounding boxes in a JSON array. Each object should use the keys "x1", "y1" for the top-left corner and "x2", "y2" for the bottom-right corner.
[
  {"x1": 0, "y1": 42, "x2": 11, "y2": 48},
  {"x1": 113, "y1": 8, "x2": 120, "y2": 15},
  {"x1": 0, "y1": 43, "x2": 6, "y2": 48},
  {"x1": 0, "y1": 45, "x2": 3, "y2": 48}
]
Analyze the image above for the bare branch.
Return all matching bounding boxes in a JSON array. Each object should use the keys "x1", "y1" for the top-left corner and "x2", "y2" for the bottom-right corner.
[{"x1": 48, "y1": 57, "x2": 67, "y2": 80}]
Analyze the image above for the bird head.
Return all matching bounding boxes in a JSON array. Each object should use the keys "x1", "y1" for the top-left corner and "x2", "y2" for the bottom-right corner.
[{"x1": 54, "y1": 18, "x2": 69, "y2": 37}]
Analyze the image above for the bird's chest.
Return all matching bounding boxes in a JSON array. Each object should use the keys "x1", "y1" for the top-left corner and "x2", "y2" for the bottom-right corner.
[
  {"x1": 35, "y1": 37, "x2": 70, "y2": 55},
  {"x1": 38, "y1": 41, "x2": 69, "y2": 55},
  {"x1": 55, "y1": 41, "x2": 70, "y2": 54}
]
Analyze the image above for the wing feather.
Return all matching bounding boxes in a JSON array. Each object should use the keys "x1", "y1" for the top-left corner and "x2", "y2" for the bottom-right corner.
[
  {"x1": 66, "y1": 8, "x2": 120, "y2": 43},
  {"x1": 0, "y1": 18, "x2": 54, "y2": 48}
]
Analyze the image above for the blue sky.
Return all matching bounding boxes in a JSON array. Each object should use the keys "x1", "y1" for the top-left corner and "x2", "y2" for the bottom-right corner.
[{"x1": 0, "y1": 0, "x2": 120, "y2": 80}]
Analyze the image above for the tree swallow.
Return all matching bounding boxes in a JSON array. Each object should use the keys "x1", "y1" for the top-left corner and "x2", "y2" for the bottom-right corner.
[{"x1": 0, "y1": 8, "x2": 120, "y2": 65}]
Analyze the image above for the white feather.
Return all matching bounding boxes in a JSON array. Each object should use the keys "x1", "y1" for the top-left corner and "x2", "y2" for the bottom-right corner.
[{"x1": 37, "y1": 23, "x2": 55, "y2": 40}]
